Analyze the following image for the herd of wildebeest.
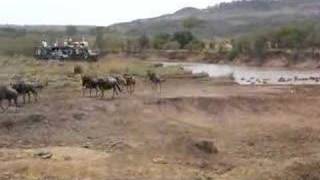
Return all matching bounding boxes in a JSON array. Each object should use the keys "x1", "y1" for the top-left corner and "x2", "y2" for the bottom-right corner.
[{"x1": 0, "y1": 70, "x2": 164, "y2": 112}]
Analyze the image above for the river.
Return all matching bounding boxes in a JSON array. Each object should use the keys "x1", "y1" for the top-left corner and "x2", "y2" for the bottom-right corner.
[{"x1": 162, "y1": 62, "x2": 320, "y2": 85}]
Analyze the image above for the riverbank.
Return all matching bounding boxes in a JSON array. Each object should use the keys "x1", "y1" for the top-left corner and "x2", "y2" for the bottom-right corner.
[{"x1": 139, "y1": 50, "x2": 320, "y2": 70}]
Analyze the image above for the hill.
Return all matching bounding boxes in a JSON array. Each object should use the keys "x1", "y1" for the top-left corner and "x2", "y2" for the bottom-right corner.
[{"x1": 109, "y1": 0, "x2": 320, "y2": 38}]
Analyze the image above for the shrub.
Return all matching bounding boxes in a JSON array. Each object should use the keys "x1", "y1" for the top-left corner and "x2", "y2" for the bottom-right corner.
[
  {"x1": 185, "y1": 40, "x2": 205, "y2": 52},
  {"x1": 152, "y1": 33, "x2": 171, "y2": 49},
  {"x1": 163, "y1": 41, "x2": 180, "y2": 50},
  {"x1": 173, "y1": 31, "x2": 195, "y2": 49},
  {"x1": 74, "y1": 64, "x2": 84, "y2": 74},
  {"x1": 228, "y1": 48, "x2": 240, "y2": 61}
]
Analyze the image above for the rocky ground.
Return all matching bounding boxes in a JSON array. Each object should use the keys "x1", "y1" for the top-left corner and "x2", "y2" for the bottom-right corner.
[{"x1": 1, "y1": 57, "x2": 320, "y2": 180}]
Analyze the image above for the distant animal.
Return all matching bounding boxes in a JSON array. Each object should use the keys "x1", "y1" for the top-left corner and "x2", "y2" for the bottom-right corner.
[
  {"x1": 97, "y1": 76, "x2": 122, "y2": 98},
  {"x1": 11, "y1": 81, "x2": 39, "y2": 104},
  {"x1": 81, "y1": 75, "x2": 99, "y2": 97},
  {"x1": 147, "y1": 70, "x2": 164, "y2": 93},
  {"x1": 0, "y1": 85, "x2": 18, "y2": 112},
  {"x1": 123, "y1": 74, "x2": 136, "y2": 94}
]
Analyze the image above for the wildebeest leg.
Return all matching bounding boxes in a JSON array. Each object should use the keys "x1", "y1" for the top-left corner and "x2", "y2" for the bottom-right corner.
[
  {"x1": 132, "y1": 84, "x2": 136, "y2": 94},
  {"x1": 126, "y1": 85, "x2": 129, "y2": 94},
  {"x1": 100, "y1": 88, "x2": 104, "y2": 99},
  {"x1": 89, "y1": 88, "x2": 92, "y2": 97},
  {"x1": 1, "y1": 100, "x2": 9, "y2": 112},
  {"x1": 29, "y1": 89, "x2": 38, "y2": 102},
  {"x1": 95, "y1": 88, "x2": 99, "y2": 97},
  {"x1": 115, "y1": 83, "x2": 122, "y2": 93},
  {"x1": 82, "y1": 88, "x2": 86, "y2": 96},
  {"x1": 27, "y1": 92, "x2": 31, "y2": 103},
  {"x1": 0, "y1": 100, "x2": 4, "y2": 112},
  {"x1": 8, "y1": 99, "x2": 11, "y2": 107},
  {"x1": 130, "y1": 85, "x2": 133, "y2": 95},
  {"x1": 22, "y1": 94, "x2": 26, "y2": 104},
  {"x1": 112, "y1": 88, "x2": 115, "y2": 98},
  {"x1": 13, "y1": 97, "x2": 18, "y2": 112},
  {"x1": 33, "y1": 91, "x2": 38, "y2": 102}
]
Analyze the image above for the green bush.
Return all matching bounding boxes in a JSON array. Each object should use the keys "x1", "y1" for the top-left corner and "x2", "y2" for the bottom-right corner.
[
  {"x1": 152, "y1": 33, "x2": 171, "y2": 49},
  {"x1": 228, "y1": 48, "x2": 240, "y2": 61},
  {"x1": 173, "y1": 31, "x2": 195, "y2": 49},
  {"x1": 163, "y1": 41, "x2": 180, "y2": 50}
]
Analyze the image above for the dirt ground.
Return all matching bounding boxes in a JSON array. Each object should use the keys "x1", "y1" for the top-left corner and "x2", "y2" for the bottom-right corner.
[{"x1": 1, "y1": 58, "x2": 320, "y2": 180}]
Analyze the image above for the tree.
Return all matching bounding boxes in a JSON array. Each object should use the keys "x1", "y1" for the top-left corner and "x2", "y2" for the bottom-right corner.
[
  {"x1": 304, "y1": 26, "x2": 320, "y2": 57},
  {"x1": 66, "y1": 26, "x2": 78, "y2": 37},
  {"x1": 152, "y1": 33, "x2": 171, "y2": 49},
  {"x1": 252, "y1": 36, "x2": 267, "y2": 63},
  {"x1": 138, "y1": 34, "x2": 150, "y2": 51},
  {"x1": 173, "y1": 31, "x2": 195, "y2": 49},
  {"x1": 163, "y1": 41, "x2": 180, "y2": 50},
  {"x1": 185, "y1": 40, "x2": 205, "y2": 52},
  {"x1": 95, "y1": 26, "x2": 105, "y2": 50}
]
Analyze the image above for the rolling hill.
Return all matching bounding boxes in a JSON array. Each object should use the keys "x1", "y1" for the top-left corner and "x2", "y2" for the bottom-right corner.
[{"x1": 109, "y1": 0, "x2": 320, "y2": 38}]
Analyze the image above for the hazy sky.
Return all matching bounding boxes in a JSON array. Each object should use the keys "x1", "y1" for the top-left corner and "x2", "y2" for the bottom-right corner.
[{"x1": 0, "y1": 0, "x2": 232, "y2": 26}]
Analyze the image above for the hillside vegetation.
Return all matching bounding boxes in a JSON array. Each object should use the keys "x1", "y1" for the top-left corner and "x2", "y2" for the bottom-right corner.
[{"x1": 110, "y1": 0, "x2": 320, "y2": 38}]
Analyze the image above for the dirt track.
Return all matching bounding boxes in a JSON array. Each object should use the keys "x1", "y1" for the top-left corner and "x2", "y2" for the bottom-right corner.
[{"x1": 1, "y1": 75, "x2": 320, "y2": 179}]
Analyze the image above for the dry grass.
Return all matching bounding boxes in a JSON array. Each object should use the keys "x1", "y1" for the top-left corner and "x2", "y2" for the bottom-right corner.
[{"x1": 0, "y1": 55, "x2": 183, "y2": 85}]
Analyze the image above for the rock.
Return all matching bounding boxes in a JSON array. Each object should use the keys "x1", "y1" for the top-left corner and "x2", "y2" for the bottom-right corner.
[
  {"x1": 193, "y1": 139, "x2": 218, "y2": 154},
  {"x1": 34, "y1": 151, "x2": 53, "y2": 159},
  {"x1": 278, "y1": 77, "x2": 286, "y2": 82},
  {"x1": 82, "y1": 144, "x2": 90, "y2": 149},
  {"x1": 73, "y1": 113, "x2": 86, "y2": 121},
  {"x1": 28, "y1": 114, "x2": 46, "y2": 122},
  {"x1": 64, "y1": 156, "x2": 72, "y2": 161},
  {"x1": 192, "y1": 72, "x2": 209, "y2": 79},
  {"x1": 152, "y1": 157, "x2": 168, "y2": 164},
  {"x1": 247, "y1": 141, "x2": 255, "y2": 147},
  {"x1": 153, "y1": 63, "x2": 164, "y2": 68}
]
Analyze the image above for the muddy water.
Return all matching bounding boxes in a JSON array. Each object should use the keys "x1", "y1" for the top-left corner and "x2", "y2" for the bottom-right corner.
[{"x1": 163, "y1": 62, "x2": 320, "y2": 85}]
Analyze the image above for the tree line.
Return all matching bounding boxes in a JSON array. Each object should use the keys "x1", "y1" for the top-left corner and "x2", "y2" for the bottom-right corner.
[{"x1": 229, "y1": 23, "x2": 320, "y2": 62}]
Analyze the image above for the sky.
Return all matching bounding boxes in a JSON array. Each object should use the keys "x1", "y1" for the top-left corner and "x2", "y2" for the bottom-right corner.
[{"x1": 0, "y1": 0, "x2": 232, "y2": 26}]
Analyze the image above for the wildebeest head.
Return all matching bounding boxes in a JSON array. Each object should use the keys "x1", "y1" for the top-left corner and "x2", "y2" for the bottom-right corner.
[{"x1": 81, "y1": 75, "x2": 98, "y2": 88}]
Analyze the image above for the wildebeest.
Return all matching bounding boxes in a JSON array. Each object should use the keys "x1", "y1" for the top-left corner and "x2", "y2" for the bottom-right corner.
[
  {"x1": 81, "y1": 75, "x2": 99, "y2": 97},
  {"x1": 123, "y1": 74, "x2": 136, "y2": 95},
  {"x1": 97, "y1": 76, "x2": 122, "y2": 98},
  {"x1": 147, "y1": 70, "x2": 164, "y2": 93},
  {"x1": 11, "y1": 81, "x2": 39, "y2": 104},
  {"x1": 0, "y1": 85, "x2": 18, "y2": 112},
  {"x1": 113, "y1": 75, "x2": 127, "y2": 89},
  {"x1": 113, "y1": 74, "x2": 136, "y2": 95}
]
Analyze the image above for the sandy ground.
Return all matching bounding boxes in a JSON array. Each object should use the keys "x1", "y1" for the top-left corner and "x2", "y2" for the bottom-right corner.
[{"x1": 1, "y1": 72, "x2": 320, "y2": 179}]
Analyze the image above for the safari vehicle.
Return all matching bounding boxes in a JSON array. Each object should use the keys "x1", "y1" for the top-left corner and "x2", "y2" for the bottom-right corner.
[{"x1": 34, "y1": 38, "x2": 99, "y2": 61}]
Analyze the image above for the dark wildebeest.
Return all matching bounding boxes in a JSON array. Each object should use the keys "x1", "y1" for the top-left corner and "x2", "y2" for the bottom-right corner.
[
  {"x1": 147, "y1": 70, "x2": 164, "y2": 93},
  {"x1": 81, "y1": 75, "x2": 100, "y2": 97},
  {"x1": 97, "y1": 76, "x2": 122, "y2": 98},
  {"x1": 0, "y1": 85, "x2": 18, "y2": 112},
  {"x1": 11, "y1": 82, "x2": 38, "y2": 104},
  {"x1": 123, "y1": 74, "x2": 136, "y2": 94}
]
